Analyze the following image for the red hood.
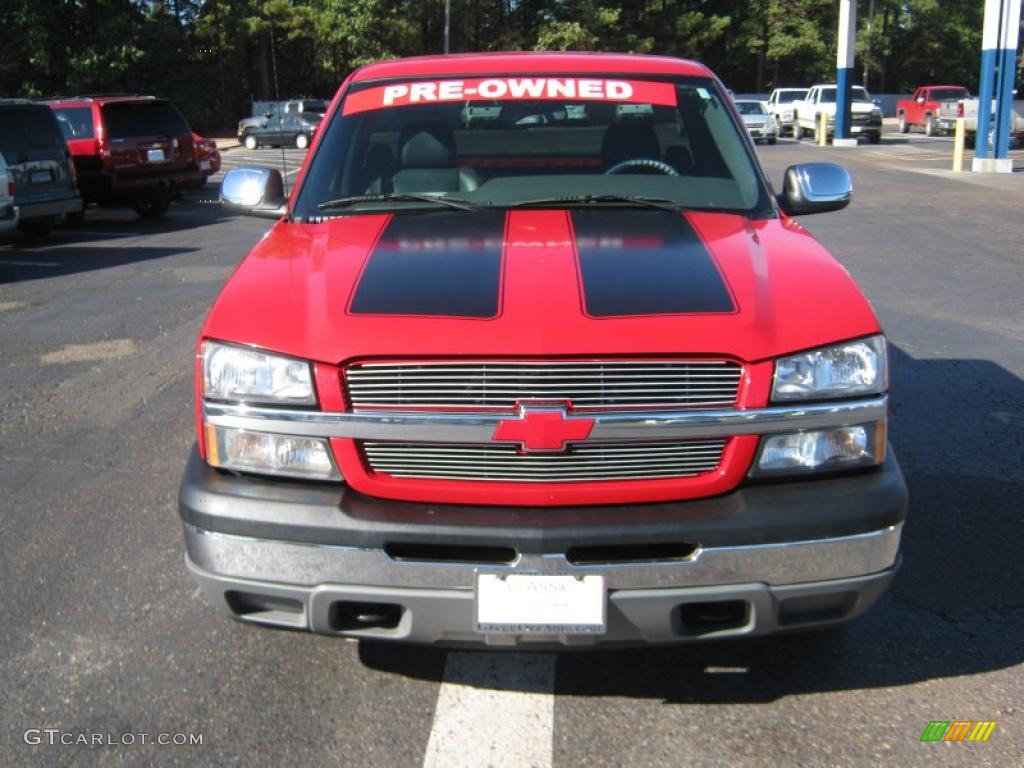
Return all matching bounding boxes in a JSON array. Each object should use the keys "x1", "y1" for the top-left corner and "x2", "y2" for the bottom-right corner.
[{"x1": 202, "y1": 209, "x2": 880, "y2": 365}]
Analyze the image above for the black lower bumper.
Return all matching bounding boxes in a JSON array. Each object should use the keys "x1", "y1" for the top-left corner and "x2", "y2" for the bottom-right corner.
[
  {"x1": 178, "y1": 444, "x2": 908, "y2": 554},
  {"x1": 17, "y1": 195, "x2": 82, "y2": 222}
]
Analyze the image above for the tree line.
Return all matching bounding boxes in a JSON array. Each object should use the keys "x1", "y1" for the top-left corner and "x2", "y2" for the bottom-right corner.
[{"x1": 0, "y1": 1, "x2": 1013, "y2": 133}]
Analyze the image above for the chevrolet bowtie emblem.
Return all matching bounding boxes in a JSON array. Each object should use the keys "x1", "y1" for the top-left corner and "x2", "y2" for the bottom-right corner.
[{"x1": 492, "y1": 405, "x2": 595, "y2": 452}]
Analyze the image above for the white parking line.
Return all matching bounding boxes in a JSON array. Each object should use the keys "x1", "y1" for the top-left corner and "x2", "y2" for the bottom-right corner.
[{"x1": 423, "y1": 652, "x2": 555, "y2": 768}]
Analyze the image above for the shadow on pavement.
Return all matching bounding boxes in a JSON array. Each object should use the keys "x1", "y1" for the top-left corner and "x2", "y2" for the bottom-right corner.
[
  {"x1": 359, "y1": 345, "x2": 1024, "y2": 702},
  {"x1": 0, "y1": 189, "x2": 240, "y2": 284},
  {"x1": 0, "y1": 244, "x2": 202, "y2": 284}
]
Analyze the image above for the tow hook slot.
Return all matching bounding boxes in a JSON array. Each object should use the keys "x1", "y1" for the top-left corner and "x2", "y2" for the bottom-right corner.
[
  {"x1": 565, "y1": 542, "x2": 699, "y2": 565},
  {"x1": 328, "y1": 600, "x2": 403, "y2": 631}
]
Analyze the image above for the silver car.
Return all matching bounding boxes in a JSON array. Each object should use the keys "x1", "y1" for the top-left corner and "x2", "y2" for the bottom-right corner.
[{"x1": 734, "y1": 100, "x2": 779, "y2": 144}]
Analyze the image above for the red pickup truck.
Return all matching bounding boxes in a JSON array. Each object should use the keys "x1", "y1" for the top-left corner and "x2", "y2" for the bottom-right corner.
[
  {"x1": 896, "y1": 85, "x2": 970, "y2": 135},
  {"x1": 180, "y1": 52, "x2": 907, "y2": 647}
]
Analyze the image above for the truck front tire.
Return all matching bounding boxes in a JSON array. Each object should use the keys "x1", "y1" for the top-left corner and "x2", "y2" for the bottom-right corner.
[{"x1": 897, "y1": 112, "x2": 909, "y2": 133}]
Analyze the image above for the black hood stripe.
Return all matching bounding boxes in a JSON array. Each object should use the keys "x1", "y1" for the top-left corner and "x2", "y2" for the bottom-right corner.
[
  {"x1": 571, "y1": 210, "x2": 735, "y2": 317},
  {"x1": 350, "y1": 210, "x2": 506, "y2": 318}
]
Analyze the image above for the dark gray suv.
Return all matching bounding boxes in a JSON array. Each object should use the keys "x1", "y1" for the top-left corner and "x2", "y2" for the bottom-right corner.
[
  {"x1": 0, "y1": 100, "x2": 82, "y2": 237},
  {"x1": 237, "y1": 99, "x2": 327, "y2": 150}
]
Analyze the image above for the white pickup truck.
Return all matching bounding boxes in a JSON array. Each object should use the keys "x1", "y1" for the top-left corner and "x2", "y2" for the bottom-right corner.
[
  {"x1": 937, "y1": 98, "x2": 1024, "y2": 141},
  {"x1": 793, "y1": 84, "x2": 883, "y2": 144},
  {"x1": 766, "y1": 88, "x2": 807, "y2": 137}
]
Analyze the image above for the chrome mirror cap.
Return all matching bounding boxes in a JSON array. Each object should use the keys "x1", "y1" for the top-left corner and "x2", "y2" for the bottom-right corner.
[
  {"x1": 220, "y1": 167, "x2": 287, "y2": 219},
  {"x1": 778, "y1": 163, "x2": 852, "y2": 216}
]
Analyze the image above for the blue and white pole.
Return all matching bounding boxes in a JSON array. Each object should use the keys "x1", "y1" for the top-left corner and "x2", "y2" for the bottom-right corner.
[
  {"x1": 975, "y1": 0, "x2": 1021, "y2": 170},
  {"x1": 834, "y1": 0, "x2": 858, "y2": 144},
  {"x1": 992, "y1": 0, "x2": 1021, "y2": 159}
]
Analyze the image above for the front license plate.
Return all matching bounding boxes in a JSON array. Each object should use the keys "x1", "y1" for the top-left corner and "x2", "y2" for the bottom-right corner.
[
  {"x1": 31, "y1": 170, "x2": 52, "y2": 183},
  {"x1": 475, "y1": 574, "x2": 605, "y2": 634},
  {"x1": 147, "y1": 149, "x2": 166, "y2": 163}
]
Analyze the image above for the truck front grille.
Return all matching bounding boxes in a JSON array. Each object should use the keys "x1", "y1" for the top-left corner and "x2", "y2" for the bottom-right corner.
[
  {"x1": 361, "y1": 439, "x2": 728, "y2": 482},
  {"x1": 346, "y1": 360, "x2": 743, "y2": 411}
]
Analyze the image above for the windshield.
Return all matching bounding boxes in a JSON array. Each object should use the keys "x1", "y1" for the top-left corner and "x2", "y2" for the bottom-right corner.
[
  {"x1": 776, "y1": 90, "x2": 805, "y2": 103},
  {"x1": 102, "y1": 102, "x2": 190, "y2": 138},
  {"x1": 293, "y1": 75, "x2": 773, "y2": 220},
  {"x1": 819, "y1": 87, "x2": 872, "y2": 104},
  {"x1": 734, "y1": 101, "x2": 767, "y2": 115},
  {"x1": 0, "y1": 106, "x2": 65, "y2": 154}
]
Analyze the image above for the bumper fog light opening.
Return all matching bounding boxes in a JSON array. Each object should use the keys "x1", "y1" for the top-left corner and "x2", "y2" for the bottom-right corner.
[
  {"x1": 204, "y1": 423, "x2": 342, "y2": 481},
  {"x1": 751, "y1": 422, "x2": 885, "y2": 477}
]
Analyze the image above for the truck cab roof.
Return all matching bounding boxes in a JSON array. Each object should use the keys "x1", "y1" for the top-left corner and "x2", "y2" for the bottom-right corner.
[{"x1": 348, "y1": 52, "x2": 713, "y2": 83}]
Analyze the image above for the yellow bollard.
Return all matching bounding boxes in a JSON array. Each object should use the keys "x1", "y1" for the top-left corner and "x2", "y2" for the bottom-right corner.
[
  {"x1": 818, "y1": 112, "x2": 828, "y2": 146},
  {"x1": 952, "y1": 117, "x2": 966, "y2": 172}
]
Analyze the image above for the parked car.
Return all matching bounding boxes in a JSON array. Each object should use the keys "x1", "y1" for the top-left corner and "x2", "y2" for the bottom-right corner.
[
  {"x1": 238, "y1": 99, "x2": 327, "y2": 149},
  {"x1": 184, "y1": 53, "x2": 907, "y2": 647},
  {"x1": 46, "y1": 95, "x2": 202, "y2": 218},
  {"x1": 937, "y1": 97, "x2": 1024, "y2": 141},
  {"x1": 0, "y1": 99, "x2": 82, "y2": 237},
  {"x1": 793, "y1": 84, "x2": 882, "y2": 144},
  {"x1": 766, "y1": 88, "x2": 807, "y2": 136},
  {"x1": 733, "y1": 99, "x2": 778, "y2": 144},
  {"x1": 0, "y1": 153, "x2": 18, "y2": 234},
  {"x1": 896, "y1": 86, "x2": 970, "y2": 135},
  {"x1": 460, "y1": 100, "x2": 502, "y2": 127},
  {"x1": 192, "y1": 133, "x2": 221, "y2": 185}
]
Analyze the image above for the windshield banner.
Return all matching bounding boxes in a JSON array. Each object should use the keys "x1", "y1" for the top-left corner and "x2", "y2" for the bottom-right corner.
[{"x1": 343, "y1": 78, "x2": 677, "y2": 115}]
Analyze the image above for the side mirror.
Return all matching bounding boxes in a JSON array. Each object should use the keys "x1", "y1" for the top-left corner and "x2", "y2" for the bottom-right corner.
[
  {"x1": 220, "y1": 167, "x2": 287, "y2": 219},
  {"x1": 916, "y1": 96, "x2": 925, "y2": 103},
  {"x1": 778, "y1": 163, "x2": 852, "y2": 216},
  {"x1": 265, "y1": 110, "x2": 274, "y2": 118}
]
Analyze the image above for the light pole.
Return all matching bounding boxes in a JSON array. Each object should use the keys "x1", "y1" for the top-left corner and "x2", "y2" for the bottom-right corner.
[
  {"x1": 444, "y1": 0, "x2": 451, "y2": 54},
  {"x1": 834, "y1": 0, "x2": 857, "y2": 146},
  {"x1": 974, "y1": 0, "x2": 1021, "y2": 170}
]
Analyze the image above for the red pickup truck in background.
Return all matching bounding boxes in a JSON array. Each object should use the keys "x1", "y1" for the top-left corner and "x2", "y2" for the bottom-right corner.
[{"x1": 896, "y1": 85, "x2": 970, "y2": 135}]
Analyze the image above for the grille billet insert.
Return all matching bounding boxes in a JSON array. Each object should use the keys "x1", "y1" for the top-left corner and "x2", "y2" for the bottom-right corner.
[
  {"x1": 346, "y1": 361, "x2": 743, "y2": 411},
  {"x1": 362, "y1": 440, "x2": 728, "y2": 482}
]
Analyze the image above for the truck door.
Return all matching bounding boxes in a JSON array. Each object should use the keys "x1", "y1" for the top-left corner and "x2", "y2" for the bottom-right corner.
[
  {"x1": 911, "y1": 89, "x2": 925, "y2": 123},
  {"x1": 262, "y1": 104, "x2": 282, "y2": 143}
]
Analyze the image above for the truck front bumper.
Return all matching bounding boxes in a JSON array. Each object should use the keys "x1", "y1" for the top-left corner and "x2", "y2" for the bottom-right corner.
[{"x1": 179, "y1": 446, "x2": 907, "y2": 647}]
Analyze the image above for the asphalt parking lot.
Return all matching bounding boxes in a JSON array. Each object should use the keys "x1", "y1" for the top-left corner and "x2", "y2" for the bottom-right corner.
[{"x1": 1, "y1": 129, "x2": 1022, "y2": 767}]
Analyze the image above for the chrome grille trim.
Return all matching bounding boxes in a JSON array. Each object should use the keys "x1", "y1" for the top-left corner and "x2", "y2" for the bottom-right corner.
[
  {"x1": 346, "y1": 361, "x2": 743, "y2": 411},
  {"x1": 362, "y1": 440, "x2": 728, "y2": 482},
  {"x1": 201, "y1": 396, "x2": 889, "y2": 443}
]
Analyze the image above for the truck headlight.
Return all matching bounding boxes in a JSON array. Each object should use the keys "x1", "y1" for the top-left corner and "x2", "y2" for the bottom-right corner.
[
  {"x1": 205, "y1": 425, "x2": 340, "y2": 480},
  {"x1": 752, "y1": 422, "x2": 886, "y2": 476},
  {"x1": 772, "y1": 336, "x2": 887, "y2": 402},
  {"x1": 201, "y1": 341, "x2": 316, "y2": 405}
]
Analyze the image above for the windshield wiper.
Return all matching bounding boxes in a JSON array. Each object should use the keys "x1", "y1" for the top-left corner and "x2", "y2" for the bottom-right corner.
[
  {"x1": 506, "y1": 194, "x2": 681, "y2": 212},
  {"x1": 319, "y1": 192, "x2": 478, "y2": 212}
]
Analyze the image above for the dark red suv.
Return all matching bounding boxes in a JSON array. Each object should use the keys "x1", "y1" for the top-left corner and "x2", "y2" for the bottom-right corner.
[{"x1": 44, "y1": 95, "x2": 203, "y2": 218}]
